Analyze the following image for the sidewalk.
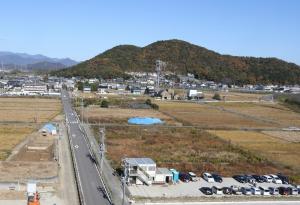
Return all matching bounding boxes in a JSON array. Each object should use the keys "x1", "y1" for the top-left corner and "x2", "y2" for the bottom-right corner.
[{"x1": 58, "y1": 122, "x2": 80, "y2": 205}]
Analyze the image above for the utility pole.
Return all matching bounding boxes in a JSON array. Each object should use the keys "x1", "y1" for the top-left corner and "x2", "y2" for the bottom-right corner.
[
  {"x1": 155, "y1": 60, "x2": 161, "y2": 91},
  {"x1": 122, "y1": 158, "x2": 128, "y2": 205},
  {"x1": 81, "y1": 97, "x2": 84, "y2": 123},
  {"x1": 99, "y1": 127, "x2": 105, "y2": 175}
]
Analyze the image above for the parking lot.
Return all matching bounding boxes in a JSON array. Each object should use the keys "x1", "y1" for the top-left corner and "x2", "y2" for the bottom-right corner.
[{"x1": 128, "y1": 177, "x2": 298, "y2": 198}]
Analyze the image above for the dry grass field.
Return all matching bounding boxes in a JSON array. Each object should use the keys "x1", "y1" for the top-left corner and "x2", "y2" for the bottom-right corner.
[
  {"x1": 83, "y1": 106, "x2": 178, "y2": 125},
  {"x1": 212, "y1": 102, "x2": 300, "y2": 127},
  {"x1": 155, "y1": 101, "x2": 275, "y2": 128},
  {"x1": 0, "y1": 97, "x2": 61, "y2": 123},
  {"x1": 0, "y1": 125, "x2": 34, "y2": 160},
  {"x1": 208, "y1": 130, "x2": 300, "y2": 181},
  {"x1": 102, "y1": 126, "x2": 289, "y2": 177},
  {"x1": 0, "y1": 97, "x2": 61, "y2": 160},
  {"x1": 203, "y1": 91, "x2": 266, "y2": 101},
  {"x1": 263, "y1": 131, "x2": 300, "y2": 142}
]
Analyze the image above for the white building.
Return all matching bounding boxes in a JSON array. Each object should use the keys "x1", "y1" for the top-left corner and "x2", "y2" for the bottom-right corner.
[
  {"x1": 22, "y1": 84, "x2": 47, "y2": 96},
  {"x1": 124, "y1": 158, "x2": 173, "y2": 185},
  {"x1": 124, "y1": 158, "x2": 156, "y2": 185}
]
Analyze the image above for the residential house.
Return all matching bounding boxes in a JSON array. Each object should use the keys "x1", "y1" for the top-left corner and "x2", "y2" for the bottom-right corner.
[{"x1": 83, "y1": 86, "x2": 91, "y2": 93}]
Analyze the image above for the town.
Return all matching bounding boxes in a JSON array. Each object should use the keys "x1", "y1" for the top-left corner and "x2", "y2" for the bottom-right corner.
[{"x1": 1, "y1": 1, "x2": 300, "y2": 205}]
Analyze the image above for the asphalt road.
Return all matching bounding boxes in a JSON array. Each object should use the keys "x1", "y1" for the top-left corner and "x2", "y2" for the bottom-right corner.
[{"x1": 62, "y1": 89, "x2": 110, "y2": 205}]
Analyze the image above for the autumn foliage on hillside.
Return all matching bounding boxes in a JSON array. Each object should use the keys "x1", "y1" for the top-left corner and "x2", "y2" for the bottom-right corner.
[{"x1": 54, "y1": 39, "x2": 300, "y2": 85}]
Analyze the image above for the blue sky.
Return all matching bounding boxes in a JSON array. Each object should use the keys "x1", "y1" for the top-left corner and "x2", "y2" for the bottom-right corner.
[{"x1": 0, "y1": 0, "x2": 299, "y2": 64}]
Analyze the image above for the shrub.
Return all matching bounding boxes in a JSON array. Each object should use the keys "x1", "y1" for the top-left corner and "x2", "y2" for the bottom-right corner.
[
  {"x1": 145, "y1": 99, "x2": 152, "y2": 105},
  {"x1": 212, "y1": 93, "x2": 221, "y2": 100},
  {"x1": 151, "y1": 103, "x2": 159, "y2": 110},
  {"x1": 145, "y1": 99, "x2": 159, "y2": 110},
  {"x1": 100, "y1": 100, "x2": 109, "y2": 108}
]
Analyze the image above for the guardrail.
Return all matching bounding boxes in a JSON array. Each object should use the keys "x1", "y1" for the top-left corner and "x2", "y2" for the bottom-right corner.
[{"x1": 65, "y1": 117, "x2": 85, "y2": 205}]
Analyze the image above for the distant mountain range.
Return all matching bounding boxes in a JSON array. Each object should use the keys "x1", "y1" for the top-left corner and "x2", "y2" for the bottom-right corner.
[
  {"x1": 54, "y1": 39, "x2": 300, "y2": 85},
  {"x1": 0, "y1": 51, "x2": 78, "y2": 71}
]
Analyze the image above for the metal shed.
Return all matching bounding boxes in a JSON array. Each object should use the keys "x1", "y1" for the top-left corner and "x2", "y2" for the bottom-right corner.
[{"x1": 154, "y1": 168, "x2": 173, "y2": 184}]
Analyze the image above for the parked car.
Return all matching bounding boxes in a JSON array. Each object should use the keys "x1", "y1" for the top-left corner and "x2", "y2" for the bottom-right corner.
[
  {"x1": 241, "y1": 187, "x2": 252, "y2": 195},
  {"x1": 269, "y1": 187, "x2": 279, "y2": 195},
  {"x1": 188, "y1": 172, "x2": 197, "y2": 182},
  {"x1": 279, "y1": 187, "x2": 290, "y2": 195},
  {"x1": 259, "y1": 186, "x2": 271, "y2": 195},
  {"x1": 262, "y1": 175, "x2": 272, "y2": 183},
  {"x1": 179, "y1": 172, "x2": 191, "y2": 182},
  {"x1": 251, "y1": 186, "x2": 261, "y2": 195},
  {"x1": 211, "y1": 173, "x2": 223, "y2": 183},
  {"x1": 245, "y1": 175, "x2": 256, "y2": 184},
  {"x1": 287, "y1": 187, "x2": 298, "y2": 195},
  {"x1": 212, "y1": 186, "x2": 223, "y2": 195},
  {"x1": 233, "y1": 175, "x2": 247, "y2": 183},
  {"x1": 277, "y1": 173, "x2": 289, "y2": 184},
  {"x1": 269, "y1": 174, "x2": 283, "y2": 184},
  {"x1": 200, "y1": 187, "x2": 213, "y2": 195},
  {"x1": 252, "y1": 175, "x2": 265, "y2": 183},
  {"x1": 231, "y1": 185, "x2": 242, "y2": 195},
  {"x1": 203, "y1": 172, "x2": 215, "y2": 183},
  {"x1": 223, "y1": 187, "x2": 232, "y2": 195}
]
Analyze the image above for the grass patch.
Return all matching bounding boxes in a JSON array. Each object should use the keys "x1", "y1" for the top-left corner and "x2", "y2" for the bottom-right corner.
[
  {"x1": 208, "y1": 130, "x2": 300, "y2": 183},
  {"x1": 98, "y1": 126, "x2": 287, "y2": 177}
]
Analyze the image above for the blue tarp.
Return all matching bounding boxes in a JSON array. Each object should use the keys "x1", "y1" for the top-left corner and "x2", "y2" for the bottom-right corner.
[
  {"x1": 42, "y1": 123, "x2": 57, "y2": 132},
  {"x1": 128, "y1": 117, "x2": 164, "y2": 125}
]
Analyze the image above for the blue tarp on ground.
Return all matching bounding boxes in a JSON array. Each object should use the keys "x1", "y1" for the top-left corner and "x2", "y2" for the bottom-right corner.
[{"x1": 128, "y1": 117, "x2": 164, "y2": 125}]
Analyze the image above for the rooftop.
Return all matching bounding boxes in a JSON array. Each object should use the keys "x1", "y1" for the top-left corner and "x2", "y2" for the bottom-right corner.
[{"x1": 124, "y1": 158, "x2": 156, "y2": 165}]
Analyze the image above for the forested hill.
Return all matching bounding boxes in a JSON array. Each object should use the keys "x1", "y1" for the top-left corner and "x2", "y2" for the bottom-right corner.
[{"x1": 54, "y1": 39, "x2": 300, "y2": 84}]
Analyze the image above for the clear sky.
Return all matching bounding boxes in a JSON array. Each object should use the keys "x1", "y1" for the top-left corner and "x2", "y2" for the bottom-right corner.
[{"x1": 0, "y1": 0, "x2": 299, "y2": 64}]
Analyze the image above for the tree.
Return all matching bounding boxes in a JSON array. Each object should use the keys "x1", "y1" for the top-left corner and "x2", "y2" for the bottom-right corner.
[
  {"x1": 212, "y1": 93, "x2": 221, "y2": 101},
  {"x1": 100, "y1": 100, "x2": 109, "y2": 108},
  {"x1": 77, "y1": 81, "x2": 84, "y2": 91},
  {"x1": 145, "y1": 99, "x2": 152, "y2": 105},
  {"x1": 91, "y1": 82, "x2": 99, "y2": 92}
]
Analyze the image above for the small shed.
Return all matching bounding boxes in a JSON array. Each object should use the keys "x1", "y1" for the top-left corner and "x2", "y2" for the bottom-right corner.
[
  {"x1": 41, "y1": 123, "x2": 57, "y2": 136},
  {"x1": 154, "y1": 168, "x2": 173, "y2": 184},
  {"x1": 170, "y1": 168, "x2": 179, "y2": 183}
]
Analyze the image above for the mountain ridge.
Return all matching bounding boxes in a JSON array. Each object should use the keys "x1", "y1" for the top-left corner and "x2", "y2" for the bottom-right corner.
[
  {"x1": 54, "y1": 39, "x2": 300, "y2": 84},
  {"x1": 0, "y1": 51, "x2": 78, "y2": 70}
]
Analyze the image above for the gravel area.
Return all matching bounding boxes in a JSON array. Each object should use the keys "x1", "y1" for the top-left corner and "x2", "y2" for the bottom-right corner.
[{"x1": 128, "y1": 177, "x2": 296, "y2": 198}]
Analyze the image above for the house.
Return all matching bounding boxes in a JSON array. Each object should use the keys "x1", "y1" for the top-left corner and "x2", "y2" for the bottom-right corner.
[
  {"x1": 124, "y1": 158, "x2": 173, "y2": 185},
  {"x1": 124, "y1": 158, "x2": 156, "y2": 185},
  {"x1": 83, "y1": 86, "x2": 91, "y2": 93},
  {"x1": 131, "y1": 87, "x2": 142, "y2": 95},
  {"x1": 97, "y1": 88, "x2": 108, "y2": 94},
  {"x1": 88, "y1": 78, "x2": 99, "y2": 84},
  {"x1": 157, "y1": 89, "x2": 174, "y2": 100},
  {"x1": 187, "y1": 89, "x2": 203, "y2": 100},
  {"x1": 40, "y1": 123, "x2": 57, "y2": 136}
]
